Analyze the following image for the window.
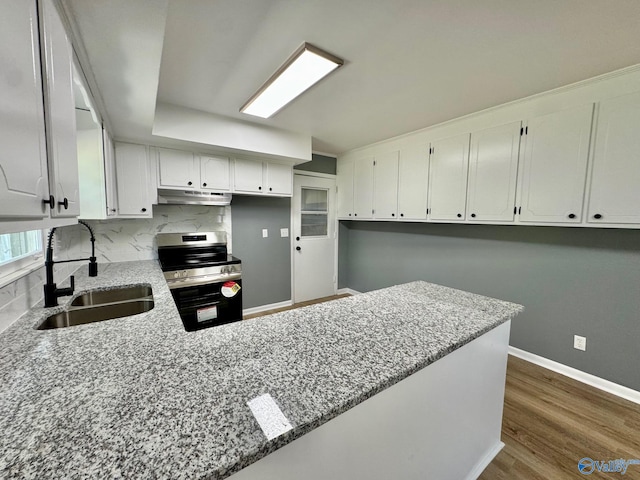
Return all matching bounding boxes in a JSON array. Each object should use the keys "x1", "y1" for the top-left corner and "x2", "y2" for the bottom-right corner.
[
  {"x1": 0, "y1": 230, "x2": 43, "y2": 282},
  {"x1": 300, "y1": 188, "x2": 329, "y2": 237}
]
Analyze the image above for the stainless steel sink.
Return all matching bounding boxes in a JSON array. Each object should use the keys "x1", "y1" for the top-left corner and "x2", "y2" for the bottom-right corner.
[
  {"x1": 70, "y1": 285, "x2": 153, "y2": 306},
  {"x1": 37, "y1": 285, "x2": 154, "y2": 330}
]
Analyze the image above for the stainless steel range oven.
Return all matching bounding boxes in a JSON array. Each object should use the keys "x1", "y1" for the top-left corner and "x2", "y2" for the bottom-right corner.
[{"x1": 156, "y1": 232, "x2": 242, "y2": 331}]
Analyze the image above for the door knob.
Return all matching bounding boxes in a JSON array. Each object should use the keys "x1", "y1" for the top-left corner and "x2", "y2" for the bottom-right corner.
[{"x1": 296, "y1": 246, "x2": 301, "y2": 251}]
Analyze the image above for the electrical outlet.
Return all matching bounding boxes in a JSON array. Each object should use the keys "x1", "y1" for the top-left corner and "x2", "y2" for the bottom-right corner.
[
  {"x1": 574, "y1": 335, "x2": 587, "y2": 351},
  {"x1": 262, "y1": 229, "x2": 268, "y2": 238}
]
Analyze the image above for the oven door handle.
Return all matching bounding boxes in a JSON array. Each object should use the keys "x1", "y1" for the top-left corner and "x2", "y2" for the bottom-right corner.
[{"x1": 166, "y1": 273, "x2": 242, "y2": 290}]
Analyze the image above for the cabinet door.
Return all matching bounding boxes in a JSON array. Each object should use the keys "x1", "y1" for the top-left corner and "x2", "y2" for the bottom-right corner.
[
  {"x1": 373, "y1": 151, "x2": 399, "y2": 219},
  {"x1": 336, "y1": 160, "x2": 354, "y2": 218},
  {"x1": 428, "y1": 134, "x2": 470, "y2": 221},
  {"x1": 587, "y1": 92, "x2": 640, "y2": 224},
  {"x1": 467, "y1": 122, "x2": 521, "y2": 222},
  {"x1": 157, "y1": 148, "x2": 198, "y2": 189},
  {"x1": 115, "y1": 143, "x2": 152, "y2": 217},
  {"x1": 103, "y1": 128, "x2": 118, "y2": 216},
  {"x1": 353, "y1": 157, "x2": 374, "y2": 219},
  {"x1": 200, "y1": 155, "x2": 230, "y2": 191},
  {"x1": 518, "y1": 105, "x2": 593, "y2": 223},
  {"x1": 398, "y1": 142, "x2": 429, "y2": 221},
  {"x1": 40, "y1": 0, "x2": 79, "y2": 218},
  {"x1": 233, "y1": 159, "x2": 264, "y2": 193},
  {"x1": 0, "y1": 0, "x2": 49, "y2": 219},
  {"x1": 267, "y1": 163, "x2": 292, "y2": 195}
]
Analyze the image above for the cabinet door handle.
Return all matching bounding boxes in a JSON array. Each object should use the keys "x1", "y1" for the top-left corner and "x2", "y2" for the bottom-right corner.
[
  {"x1": 258, "y1": 186, "x2": 262, "y2": 190},
  {"x1": 400, "y1": 213, "x2": 404, "y2": 217},
  {"x1": 354, "y1": 213, "x2": 358, "y2": 217},
  {"x1": 187, "y1": 181, "x2": 193, "y2": 186},
  {"x1": 391, "y1": 213, "x2": 395, "y2": 217},
  {"x1": 43, "y1": 195, "x2": 55, "y2": 209},
  {"x1": 593, "y1": 213, "x2": 602, "y2": 219},
  {"x1": 58, "y1": 197, "x2": 69, "y2": 210},
  {"x1": 568, "y1": 213, "x2": 576, "y2": 219},
  {"x1": 141, "y1": 208, "x2": 147, "y2": 213},
  {"x1": 471, "y1": 213, "x2": 476, "y2": 218},
  {"x1": 269, "y1": 187, "x2": 273, "y2": 191},
  {"x1": 202, "y1": 182, "x2": 207, "y2": 187},
  {"x1": 457, "y1": 213, "x2": 462, "y2": 218}
]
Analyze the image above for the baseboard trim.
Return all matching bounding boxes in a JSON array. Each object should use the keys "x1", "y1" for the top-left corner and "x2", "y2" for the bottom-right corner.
[
  {"x1": 243, "y1": 300, "x2": 293, "y2": 316},
  {"x1": 465, "y1": 441, "x2": 505, "y2": 480},
  {"x1": 509, "y1": 347, "x2": 640, "y2": 406},
  {"x1": 337, "y1": 288, "x2": 361, "y2": 296}
]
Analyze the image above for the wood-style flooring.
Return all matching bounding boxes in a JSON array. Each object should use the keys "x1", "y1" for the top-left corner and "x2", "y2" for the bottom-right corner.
[
  {"x1": 480, "y1": 355, "x2": 640, "y2": 480},
  {"x1": 243, "y1": 294, "x2": 350, "y2": 320},
  {"x1": 244, "y1": 296, "x2": 640, "y2": 479}
]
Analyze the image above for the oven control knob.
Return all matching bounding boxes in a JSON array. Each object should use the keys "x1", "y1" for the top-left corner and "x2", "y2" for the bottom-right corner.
[{"x1": 222, "y1": 266, "x2": 229, "y2": 274}]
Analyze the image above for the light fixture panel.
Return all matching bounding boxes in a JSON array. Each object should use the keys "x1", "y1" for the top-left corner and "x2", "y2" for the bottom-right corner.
[{"x1": 241, "y1": 43, "x2": 343, "y2": 118}]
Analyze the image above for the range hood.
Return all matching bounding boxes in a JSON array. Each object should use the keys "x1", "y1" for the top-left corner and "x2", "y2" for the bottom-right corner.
[{"x1": 157, "y1": 189, "x2": 232, "y2": 206}]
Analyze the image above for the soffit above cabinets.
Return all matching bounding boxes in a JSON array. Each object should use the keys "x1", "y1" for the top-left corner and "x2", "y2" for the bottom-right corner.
[{"x1": 65, "y1": 0, "x2": 640, "y2": 155}]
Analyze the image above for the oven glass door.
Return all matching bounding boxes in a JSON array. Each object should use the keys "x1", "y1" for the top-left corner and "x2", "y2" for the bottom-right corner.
[{"x1": 170, "y1": 280, "x2": 243, "y2": 331}]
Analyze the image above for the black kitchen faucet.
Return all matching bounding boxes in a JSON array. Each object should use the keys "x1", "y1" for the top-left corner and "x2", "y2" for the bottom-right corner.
[{"x1": 43, "y1": 220, "x2": 98, "y2": 307}]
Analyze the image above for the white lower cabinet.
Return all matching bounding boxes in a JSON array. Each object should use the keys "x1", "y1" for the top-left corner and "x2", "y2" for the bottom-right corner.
[
  {"x1": 517, "y1": 104, "x2": 593, "y2": 224},
  {"x1": 373, "y1": 151, "x2": 399, "y2": 220},
  {"x1": 353, "y1": 157, "x2": 374, "y2": 219},
  {"x1": 115, "y1": 143, "x2": 153, "y2": 217},
  {"x1": 337, "y1": 160, "x2": 354, "y2": 218},
  {"x1": 587, "y1": 92, "x2": 640, "y2": 224},
  {"x1": 397, "y1": 142, "x2": 429, "y2": 221},
  {"x1": 428, "y1": 133, "x2": 470, "y2": 221},
  {"x1": 466, "y1": 122, "x2": 521, "y2": 222}
]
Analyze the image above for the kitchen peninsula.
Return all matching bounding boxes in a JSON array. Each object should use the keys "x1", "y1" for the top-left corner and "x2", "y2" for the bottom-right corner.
[{"x1": 0, "y1": 261, "x2": 523, "y2": 479}]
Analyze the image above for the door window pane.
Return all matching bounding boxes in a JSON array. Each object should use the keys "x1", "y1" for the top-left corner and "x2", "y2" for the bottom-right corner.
[{"x1": 301, "y1": 188, "x2": 328, "y2": 237}]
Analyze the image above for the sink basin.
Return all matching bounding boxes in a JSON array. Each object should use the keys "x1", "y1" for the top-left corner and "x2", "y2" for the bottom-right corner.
[
  {"x1": 37, "y1": 285, "x2": 154, "y2": 330},
  {"x1": 70, "y1": 285, "x2": 153, "y2": 306}
]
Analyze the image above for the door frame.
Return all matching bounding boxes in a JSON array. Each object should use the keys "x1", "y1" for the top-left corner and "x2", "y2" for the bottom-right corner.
[{"x1": 290, "y1": 172, "x2": 338, "y2": 304}]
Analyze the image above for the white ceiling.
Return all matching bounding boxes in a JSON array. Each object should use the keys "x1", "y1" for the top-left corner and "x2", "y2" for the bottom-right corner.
[{"x1": 66, "y1": 0, "x2": 640, "y2": 156}]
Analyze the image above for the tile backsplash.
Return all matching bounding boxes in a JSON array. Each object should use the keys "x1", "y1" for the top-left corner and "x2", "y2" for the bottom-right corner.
[{"x1": 0, "y1": 204, "x2": 231, "y2": 333}]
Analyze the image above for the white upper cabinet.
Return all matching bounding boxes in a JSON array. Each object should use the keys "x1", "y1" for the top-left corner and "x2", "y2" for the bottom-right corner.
[
  {"x1": 467, "y1": 122, "x2": 521, "y2": 222},
  {"x1": 266, "y1": 162, "x2": 292, "y2": 195},
  {"x1": 157, "y1": 148, "x2": 198, "y2": 189},
  {"x1": 353, "y1": 157, "x2": 374, "y2": 219},
  {"x1": 398, "y1": 142, "x2": 429, "y2": 221},
  {"x1": 517, "y1": 105, "x2": 593, "y2": 223},
  {"x1": 428, "y1": 133, "x2": 470, "y2": 221},
  {"x1": 373, "y1": 151, "x2": 399, "y2": 220},
  {"x1": 233, "y1": 158, "x2": 292, "y2": 196},
  {"x1": 115, "y1": 143, "x2": 153, "y2": 217},
  {"x1": 201, "y1": 155, "x2": 230, "y2": 191},
  {"x1": 40, "y1": 0, "x2": 79, "y2": 218},
  {"x1": 233, "y1": 158, "x2": 264, "y2": 194},
  {"x1": 103, "y1": 128, "x2": 118, "y2": 216},
  {"x1": 587, "y1": 92, "x2": 640, "y2": 224},
  {"x1": 0, "y1": 0, "x2": 50, "y2": 220},
  {"x1": 337, "y1": 159, "x2": 354, "y2": 218}
]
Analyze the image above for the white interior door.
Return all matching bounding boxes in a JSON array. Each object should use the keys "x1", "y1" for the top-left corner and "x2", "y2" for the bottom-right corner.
[{"x1": 292, "y1": 174, "x2": 336, "y2": 303}]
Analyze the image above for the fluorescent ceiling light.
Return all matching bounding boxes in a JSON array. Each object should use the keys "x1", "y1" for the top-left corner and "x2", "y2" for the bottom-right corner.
[{"x1": 241, "y1": 43, "x2": 343, "y2": 118}]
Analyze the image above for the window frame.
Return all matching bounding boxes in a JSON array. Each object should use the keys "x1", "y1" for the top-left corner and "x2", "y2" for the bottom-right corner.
[{"x1": 0, "y1": 230, "x2": 45, "y2": 288}]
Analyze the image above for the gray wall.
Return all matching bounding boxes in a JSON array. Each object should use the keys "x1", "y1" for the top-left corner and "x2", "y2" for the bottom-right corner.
[
  {"x1": 294, "y1": 154, "x2": 337, "y2": 175},
  {"x1": 231, "y1": 196, "x2": 291, "y2": 309},
  {"x1": 338, "y1": 221, "x2": 640, "y2": 391}
]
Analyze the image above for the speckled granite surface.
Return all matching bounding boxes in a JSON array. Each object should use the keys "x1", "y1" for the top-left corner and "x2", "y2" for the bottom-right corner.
[{"x1": 0, "y1": 260, "x2": 523, "y2": 479}]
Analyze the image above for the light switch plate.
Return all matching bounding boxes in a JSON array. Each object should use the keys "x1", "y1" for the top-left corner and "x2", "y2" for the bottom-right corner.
[
  {"x1": 262, "y1": 229, "x2": 268, "y2": 238},
  {"x1": 280, "y1": 228, "x2": 289, "y2": 237}
]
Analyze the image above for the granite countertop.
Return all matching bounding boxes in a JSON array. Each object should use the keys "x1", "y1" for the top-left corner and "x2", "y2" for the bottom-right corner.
[{"x1": 0, "y1": 260, "x2": 524, "y2": 479}]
